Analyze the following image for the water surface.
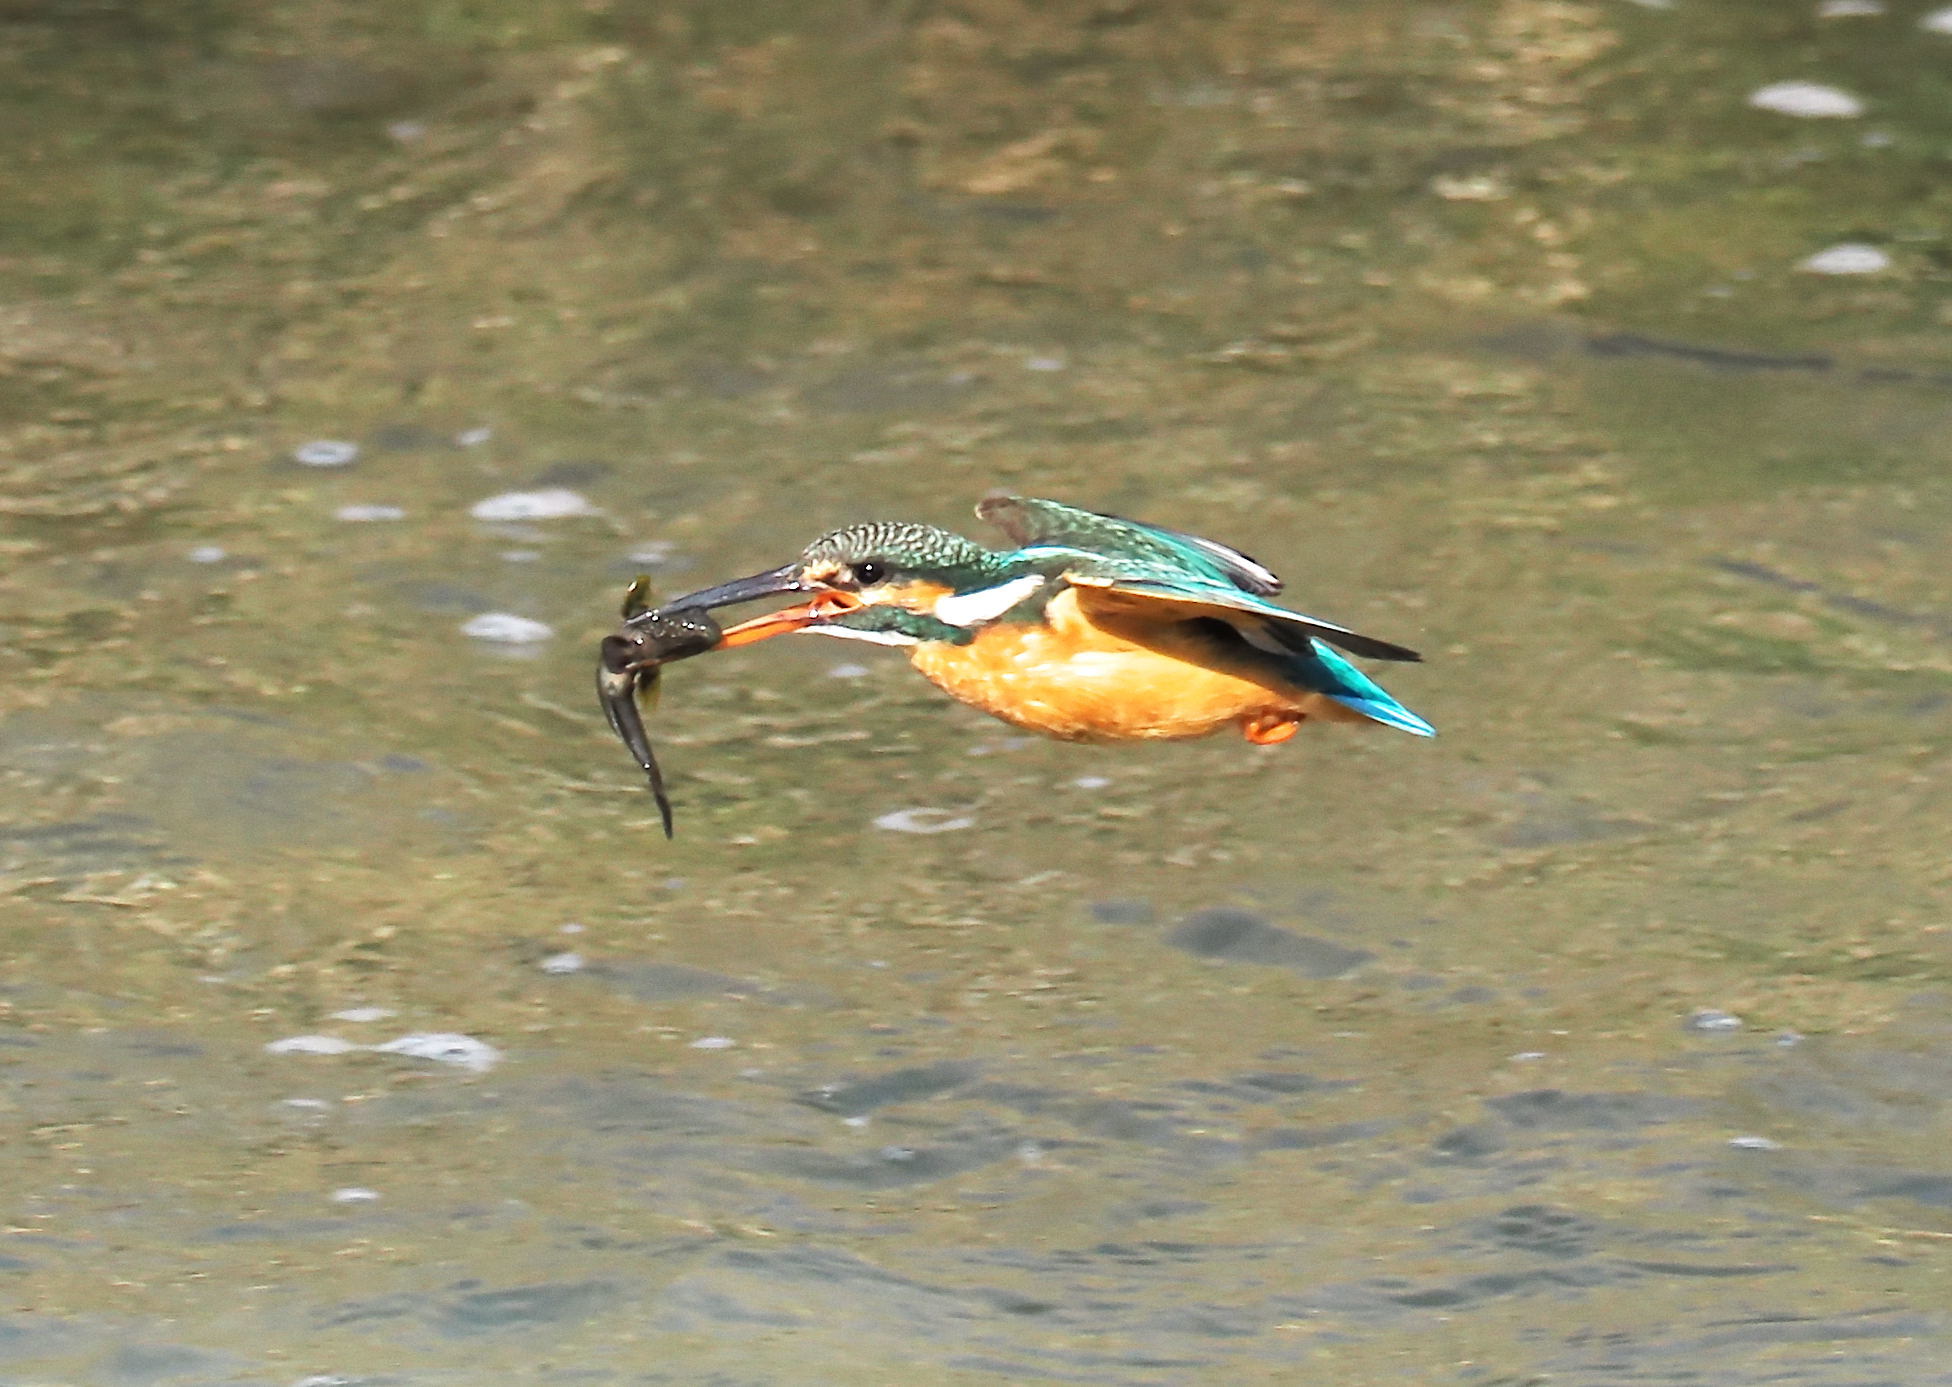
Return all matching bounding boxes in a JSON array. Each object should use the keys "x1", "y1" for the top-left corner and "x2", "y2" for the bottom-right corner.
[{"x1": 3, "y1": 1, "x2": 1952, "y2": 1382}]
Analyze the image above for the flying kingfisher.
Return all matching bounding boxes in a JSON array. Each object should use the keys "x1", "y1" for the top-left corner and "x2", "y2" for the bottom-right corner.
[{"x1": 617, "y1": 494, "x2": 1431, "y2": 765}]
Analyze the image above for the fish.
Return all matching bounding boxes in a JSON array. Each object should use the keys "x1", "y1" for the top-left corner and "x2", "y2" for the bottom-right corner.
[{"x1": 595, "y1": 576, "x2": 725, "y2": 837}]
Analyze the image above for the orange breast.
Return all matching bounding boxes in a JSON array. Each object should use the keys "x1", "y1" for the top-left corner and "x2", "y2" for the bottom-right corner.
[{"x1": 906, "y1": 587, "x2": 1358, "y2": 742}]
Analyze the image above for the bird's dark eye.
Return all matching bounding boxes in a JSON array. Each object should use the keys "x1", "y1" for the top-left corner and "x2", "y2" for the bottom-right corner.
[{"x1": 853, "y1": 560, "x2": 887, "y2": 586}]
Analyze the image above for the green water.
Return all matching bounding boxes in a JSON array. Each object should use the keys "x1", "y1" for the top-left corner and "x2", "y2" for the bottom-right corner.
[{"x1": 3, "y1": 2, "x2": 1952, "y2": 1382}]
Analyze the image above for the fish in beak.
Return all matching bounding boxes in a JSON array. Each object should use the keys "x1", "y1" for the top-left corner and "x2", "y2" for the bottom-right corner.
[
  {"x1": 596, "y1": 600, "x2": 725, "y2": 838},
  {"x1": 595, "y1": 565, "x2": 860, "y2": 835}
]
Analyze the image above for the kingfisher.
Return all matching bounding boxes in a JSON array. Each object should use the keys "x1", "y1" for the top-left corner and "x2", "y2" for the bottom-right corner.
[{"x1": 634, "y1": 494, "x2": 1433, "y2": 752}]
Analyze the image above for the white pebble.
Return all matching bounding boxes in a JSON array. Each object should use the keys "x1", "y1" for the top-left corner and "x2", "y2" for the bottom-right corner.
[
  {"x1": 456, "y1": 426, "x2": 494, "y2": 447},
  {"x1": 386, "y1": 120, "x2": 427, "y2": 143},
  {"x1": 461, "y1": 612, "x2": 554, "y2": 644},
  {"x1": 872, "y1": 807, "x2": 976, "y2": 834},
  {"x1": 843, "y1": 1115, "x2": 871, "y2": 1128},
  {"x1": 628, "y1": 541, "x2": 676, "y2": 566},
  {"x1": 827, "y1": 663, "x2": 870, "y2": 679},
  {"x1": 689, "y1": 1036, "x2": 736, "y2": 1050},
  {"x1": 1922, "y1": 4, "x2": 1952, "y2": 31},
  {"x1": 1072, "y1": 775, "x2": 1111, "y2": 790},
  {"x1": 469, "y1": 487, "x2": 595, "y2": 521},
  {"x1": 373, "y1": 1032, "x2": 502, "y2": 1072},
  {"x1": 265, "y1": 1035, "x2": 359, "y2": 1056},
  {"x1": 188, "y1": 545, "x2": 228, "y2": 564},
  {"x1": 1025, "y1": 355, "x2": 1068, "y2": 372},
  {"x1": 1818, "y1": 0, "x2": 1883, "y2": 15},
  {"x1": 1748, "y1": 82, "x2": 1864, "y2": 118},
  {"x1": 331, "y1": 1187, "x2": 381, "y2": 1203},
  {"x1": 293, "y1": 439, "x2": 361, "y2": 467},
  {"x1": 1799, "y1": 243, "x2": 1890, "y2": 275},
  {"x1": 281, "y1": 1098, "x2": 332, "y2": 1110},
  {"x1": 559, "y1": 921, "x2": 585, "y2": 934},
  {"x1": 330, "y1": 1006, "x2": 395, "y2": 1023},
  {"x1": 538, "y1": 951, "x2": 586, "y2": 975},
  {"x1": 335, "y1": 504, "x2": 406, "y2": 523},
  {"x1": 1728, "y1": 1135, "x2": 1782, "y2": 1151},
  {"x1": 1510, "y1": 1051, "x2": 1547, "y2": 1062}
]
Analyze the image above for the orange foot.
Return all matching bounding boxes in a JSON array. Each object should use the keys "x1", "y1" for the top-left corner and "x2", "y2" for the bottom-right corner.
[{"x1": 1239, "y1": 712, "x2": 1301, "y2": 745}]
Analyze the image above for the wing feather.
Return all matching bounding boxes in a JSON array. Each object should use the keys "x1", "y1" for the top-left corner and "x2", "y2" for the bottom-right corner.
[
  {"x1": 977, "y1": 494, "x2": 1282, "y2": 595},
  {"x1": 1068, "y1": 574, "x2": 1422, "y2": 664}
]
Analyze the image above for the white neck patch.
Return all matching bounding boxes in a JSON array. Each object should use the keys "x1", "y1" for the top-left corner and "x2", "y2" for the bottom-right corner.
[
  {"x1": 804, "y1": 624, "x2": 920, "y2": 646},
  {"x1": 931, "y1": 574, "x2": 1045, "y2": 628}
]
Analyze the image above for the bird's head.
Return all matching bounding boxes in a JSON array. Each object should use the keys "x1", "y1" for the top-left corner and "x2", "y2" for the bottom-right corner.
[{"x1": 662, "y1": 520, "x2": 1043, "y2": 647}]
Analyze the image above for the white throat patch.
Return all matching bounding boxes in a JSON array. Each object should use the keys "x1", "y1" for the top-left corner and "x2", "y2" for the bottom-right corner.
[
  {"x1": 804, "y1": 624, "x2": 919, "y2": 646},
  {"x1": 931, "y1": 574, "x2": 1046, "y2": 628}
]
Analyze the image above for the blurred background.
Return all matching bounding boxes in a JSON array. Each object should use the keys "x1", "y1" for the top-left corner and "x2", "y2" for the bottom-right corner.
[{"x1": 3, "y1": 1, "x2": 1951, "y2": 1382}]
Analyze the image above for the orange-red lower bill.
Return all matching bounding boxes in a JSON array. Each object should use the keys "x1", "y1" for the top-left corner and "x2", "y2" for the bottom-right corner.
[{"x1": 716, "y1": 591, "x2": 860, "y2": 648}]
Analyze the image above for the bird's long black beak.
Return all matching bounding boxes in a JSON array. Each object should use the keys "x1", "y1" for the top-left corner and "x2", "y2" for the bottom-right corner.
[
  {"x1": 650, "y1": 562, "x2": 862, "y2": 649},
  {"x1": 652, "y1": 563, "x2": 807, "y2": 617}
]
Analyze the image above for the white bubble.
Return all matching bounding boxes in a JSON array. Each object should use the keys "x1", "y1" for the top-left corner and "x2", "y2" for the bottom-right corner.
[
  {"x1": 188, "y1": 545, "x2": 228, "y2": 564},
  {"x1": 628, "y1": 541, "x2": 677, "y2": 566},
  {"x1": 293, "y1": 439, "x2": 361, "y2": 467},
  {"x1": 265, "y1": 1035, "x2": 359, "y2": 1056},
  {"x1": 469, "y1": 488, "x2": 595, "y2": 521},
  {"x1": 1748, "y1": 82, "x2": 1864, "y2": 118},
  {"x1": 330, "y1": 1006, "x2": 396, "y2": 1023},
  {"x1": 335, "y1": 504, "x2": 406, "y2": 522},
  {"x1": 1071, "y1": 775, "x2": 1111, "y2": 790},
  {"x1": 1922, "y1": 4, "x2": 1952, "y2": 31},
  {"x1": 689, "y1": 1036, "x2": 736, "y2": 1050},
  {"x1": 872, "y1": 807, "x2": 976, "y2": 834},
  {"x1": 827, "y1": 663, "x2": 871, "y2": 679},
  {"x1": 538, "y1": 951, "x2": 586, "y2": 975},
  {"x1": 456, "y1": 426, "x2": 494, "y2": 447},
  {"x1": 1799, "y1": 242, "x2": 1890, "y2": 275},
  {"x1": 373, "y1": 1032, "x2": 502, "y2": 1072},
  {"x1": 331, "y1": 1187, "x2": 381, "y2": 1203},
  {"x1": 1686, "y1": 1008, "x2": 1744, "y2": 1033},
  {"x1": 461, "y1": 612, "x2": 554, "y2": 644},
  {"x1": 1025, "y1": 355, "x2": 1068, "y2": 371},
  {"x1": 1817, "y1": 0, "x2": 1883, "y2": 15},
  {"x1": 1728, "y1": 1135, "x2": 1782, "y2": 1151}
]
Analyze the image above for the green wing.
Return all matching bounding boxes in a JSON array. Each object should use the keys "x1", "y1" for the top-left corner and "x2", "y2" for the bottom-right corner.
[
  {"x1": 978, "y1": 494, "x2": 1420, "y2": 663},
  {"x1": 976, "y1": 494, "x2": 1282, "y2": 596},
  {"x1": 1066, "y1": 573, "x2": 1422, "y2": 663}
]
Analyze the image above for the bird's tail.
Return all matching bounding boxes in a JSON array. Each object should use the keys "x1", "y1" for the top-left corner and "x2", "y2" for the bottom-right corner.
[{"x1": 1295, "y1": 640, "x2": 1435, "y2": 737}]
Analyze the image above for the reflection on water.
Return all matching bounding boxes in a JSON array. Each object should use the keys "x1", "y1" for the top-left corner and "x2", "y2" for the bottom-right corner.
[{"x1": 3, "y1": 0, "x2": 1952, "y2": 1381}]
